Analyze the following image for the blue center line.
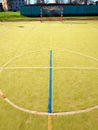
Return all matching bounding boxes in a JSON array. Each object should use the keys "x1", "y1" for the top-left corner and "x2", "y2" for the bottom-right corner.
[{"x1": 48, "y1": 50, "x2": 52, "y2": 113}]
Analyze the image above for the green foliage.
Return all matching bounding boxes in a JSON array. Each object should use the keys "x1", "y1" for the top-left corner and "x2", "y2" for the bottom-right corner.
[
  {"x1": 0, "y1": 11, "x2": 98, "y2": 21},
  {"x1": 0, "y1": 11, "x2": 39, "y2": 21}
]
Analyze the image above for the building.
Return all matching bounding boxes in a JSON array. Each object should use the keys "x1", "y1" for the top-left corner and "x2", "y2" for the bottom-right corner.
[{"x1": 11, "y1": 0, "x2": 25, "y2": 11}]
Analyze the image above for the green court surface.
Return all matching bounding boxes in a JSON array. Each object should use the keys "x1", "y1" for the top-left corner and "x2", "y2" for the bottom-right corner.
[{"x1": 0, "y1": 20, "x2": 98, "y2": 130}]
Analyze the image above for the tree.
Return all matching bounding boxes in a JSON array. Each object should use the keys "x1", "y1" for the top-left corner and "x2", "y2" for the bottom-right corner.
[
  {"x1": 2, "y1": 0, "x2": 13, "y2": 11},
  {"x1": 2, "y1": 0, "x2": 8, "y2": 11},
  {"x1": 71, "y1": 0, "x2": 86, "y2": 4}
]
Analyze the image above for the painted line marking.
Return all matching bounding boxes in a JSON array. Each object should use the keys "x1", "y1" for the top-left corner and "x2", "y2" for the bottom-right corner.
[
  {"x1": 0, "y1": 89, "x2": 98, "y2": 116},
  {"x1": 48, "y1": 50, "x2": 52, "y2": 113},
  {"x1": 3, "y1": 66, "x2": 98, "y2": 70},
  {"x1": 48, "y1": 116, "x2": 52, "y2": 130},
  {"x1": 0, "y1": 49, "x2": 98, "y2": 73},
  {"x1": 48, "y1": 51, "x2": 53, "y2": 130},
  {"x1": 2, "y1": 96, "x2": 98, "y2": 116},
  {"x1": 0, "y1": 49, "x2": 98, "y2": 116}
]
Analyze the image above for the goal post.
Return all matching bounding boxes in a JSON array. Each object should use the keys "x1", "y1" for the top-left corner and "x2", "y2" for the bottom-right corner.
[{"x1": 40, "y1": 5, "x2": 63, "y2": 22}]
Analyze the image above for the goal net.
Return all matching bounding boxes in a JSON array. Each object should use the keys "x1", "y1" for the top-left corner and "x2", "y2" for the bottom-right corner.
[{"x1": 40, "y1": 5, "x2": 63, "y2": 21}]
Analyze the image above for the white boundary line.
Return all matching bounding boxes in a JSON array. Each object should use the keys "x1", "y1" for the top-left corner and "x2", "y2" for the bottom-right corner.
[
  {"x1": 56, "y1": 49, "x2": 98, "y2": 62},
  {"x1": 0, "y1": 49, "x2": 98, "y2": 72},
  {"x1": 0, "y1": 50, "x2": 45, "y2": 72},
  {"x1": 4, "y1": 98, "x2": 98, "y2": 116},
  {"x1": 0, "y1": 94, "x2": 98, "y2": 116},
  {"x1": 0, "y1": 49, "x2": 98, "y2": 116},
  {"x1": 3, "y1": 66, "x2": 98, "y2": 70}
]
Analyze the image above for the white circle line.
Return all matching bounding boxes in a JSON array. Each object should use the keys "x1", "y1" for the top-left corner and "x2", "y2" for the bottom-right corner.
[
  {"x1": 0, "y1": 49, "x2": 49, "y2": 72},
  {"x1": 56, "y1": 49, "x2": 98, "y2": 62},
  {"x1": 2, "y1": 97, "x2": 98, "y2": 116},
  {"x1": 0, "y1": 49, "x2": 98, "y2": 116},
  {"x1": 0, "y1": 49, "x2": 98, "y2": 72}
]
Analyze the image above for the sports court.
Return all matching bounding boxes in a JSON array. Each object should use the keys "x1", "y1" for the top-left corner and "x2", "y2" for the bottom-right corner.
[{"x1": 0, "y1": 20, "x2": 98, "y2": 130}]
